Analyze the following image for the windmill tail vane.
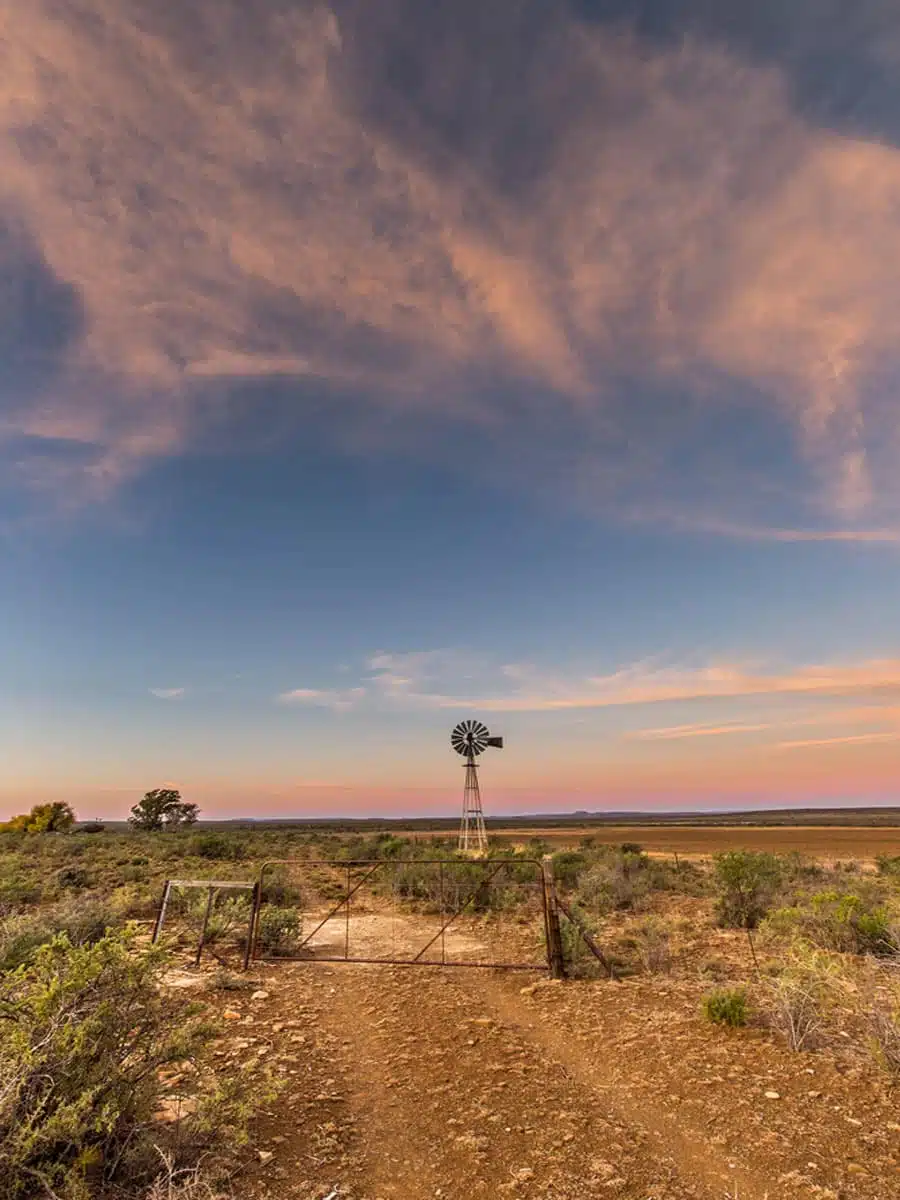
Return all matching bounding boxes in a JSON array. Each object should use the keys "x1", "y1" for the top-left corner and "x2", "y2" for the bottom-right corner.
[{"x1": 451, "y1": 720, "x2": 503, "y2": 855}]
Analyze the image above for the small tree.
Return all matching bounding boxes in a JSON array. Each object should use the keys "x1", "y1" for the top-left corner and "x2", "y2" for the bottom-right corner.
[
  {"x1": 129, "y1": 788, "x2": 199, "y2": 832},
  {"x1": 1, "y1": 802, "x2": 75, "y2": 834},
  {"x1": 714, "y1": 850, "x2": 782, "y2": 929}
]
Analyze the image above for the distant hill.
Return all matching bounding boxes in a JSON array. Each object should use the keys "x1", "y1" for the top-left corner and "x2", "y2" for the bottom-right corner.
[{"x1": 83, "y1": 806, "x2": 900, "y2": 831}]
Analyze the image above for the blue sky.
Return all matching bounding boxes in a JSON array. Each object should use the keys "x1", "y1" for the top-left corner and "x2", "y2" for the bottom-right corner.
[{"x1": 2, "y1": 0, "x2": 900, "y2": 818}]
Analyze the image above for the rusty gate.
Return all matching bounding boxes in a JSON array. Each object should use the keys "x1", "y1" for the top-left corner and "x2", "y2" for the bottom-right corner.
[{"x1": 244, "y1": 857, "x2": 564, "y2": 974}]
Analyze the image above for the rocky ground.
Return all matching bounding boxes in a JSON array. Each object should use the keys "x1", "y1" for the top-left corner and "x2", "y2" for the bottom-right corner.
[{"x1": 170, "y1": 911, "x2": 900, "y2": 1200}]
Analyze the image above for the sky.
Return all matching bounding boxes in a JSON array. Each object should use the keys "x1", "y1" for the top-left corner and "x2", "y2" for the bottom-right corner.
[{"x1": 2, "y1": 0, "x2": 900, "y2": 820}]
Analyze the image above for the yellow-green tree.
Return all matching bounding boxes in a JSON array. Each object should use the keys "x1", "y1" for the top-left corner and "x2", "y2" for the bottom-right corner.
[{"x1": 1, "y1": 802, "x2": 75, "y2": 833}]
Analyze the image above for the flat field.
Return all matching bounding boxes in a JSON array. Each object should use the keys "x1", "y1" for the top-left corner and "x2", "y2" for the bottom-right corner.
[
  {"x1": 6, "y1": 817, "x2": 900, "y2": 1199},
  {"x1": 485, "y1": 823, "x2": 900, "y2": 860}
]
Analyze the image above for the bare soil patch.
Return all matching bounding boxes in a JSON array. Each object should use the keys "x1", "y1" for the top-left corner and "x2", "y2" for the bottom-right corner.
[
  {"x1": 299, "y1": 912, "x2": 487, "y2": 961},
  {"x1": 201, "y1": 908, "x2": 900, "y2": 1199}
]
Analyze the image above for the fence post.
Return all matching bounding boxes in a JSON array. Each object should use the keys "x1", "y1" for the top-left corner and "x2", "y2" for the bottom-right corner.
[
  {"x1": 152, "y1": 880, "x2": 172, "y2": 944},
  {"x1": 541, "y1": 855, "x2": 567, "y2": 979},
  {"x1": 243, "y1": 880, "x2": 262, "y2": 971}
]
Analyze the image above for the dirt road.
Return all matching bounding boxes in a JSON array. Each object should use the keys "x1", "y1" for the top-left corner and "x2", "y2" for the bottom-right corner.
[{"x1": 229, "y1": 949, "x2": 900, "y2": 1200}]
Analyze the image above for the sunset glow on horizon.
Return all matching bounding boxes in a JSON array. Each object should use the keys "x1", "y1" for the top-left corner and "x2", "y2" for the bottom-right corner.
[{"x1": 2, "y1": 0, "x2": 900, "y2": 821}]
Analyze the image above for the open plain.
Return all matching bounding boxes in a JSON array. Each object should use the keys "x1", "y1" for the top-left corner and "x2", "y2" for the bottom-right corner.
[{"x1": 5, "y1": 818, "x2": 900, "y2": 1198}]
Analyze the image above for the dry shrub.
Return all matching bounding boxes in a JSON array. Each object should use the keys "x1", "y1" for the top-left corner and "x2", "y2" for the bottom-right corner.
[
  {"x1": 575, "y1": 850, "x2": 652, "y2": 914},
  {"x1": 142, "y1": 1156, "x2": 225, "y2": 1200},
  {"x1": 763, "y1": 946, "x2": 848, "y2": 1051},
  {"x1": 869, "y1": 1003, "x2": 900, "y2": 1074},
  {"x1": 632, "y1": 917, "x2": 673, "y2": 974},
  {"x1": 862, "y1": 966, "x2": 900, "y2": 1075}
]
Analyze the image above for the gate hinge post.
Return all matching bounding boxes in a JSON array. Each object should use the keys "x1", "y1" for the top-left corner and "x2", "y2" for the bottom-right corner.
[{"x1": 541, "y1": 855, "x2": 567, "y2": 979}]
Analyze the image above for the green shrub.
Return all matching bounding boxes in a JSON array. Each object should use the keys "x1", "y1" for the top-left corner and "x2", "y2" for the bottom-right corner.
[
  {"x1": 188, "y1": 833, "x2": 247, "y2": 862},
  {"x1": 259, "y1": 869, "x2": 302, "y2": 907},
  {"x1": 550, "y1": 851, "x2": 588, "y2": 890},
  {"x1": 765, "y1": 891, "x2": 897, "y2": 956},
  {"x1": 196, "y1": 896, "x2": 251, "y2": 947},
  {"x1": 0, "y1": 930, "x2": 243, "y2": 1199},
  {"x1": 0, "y1": 870, "x2": 41, "y2": 913},
  {"x1": 876, "y1": 855, "x2": 900, "y2": 878},
  {"x1": 575, "y1": 850, "x2": 651, "y2": 914},
  {"x1": 54, "y1": 865, "x2": 92, "y2": 891},
  {"x1": 703, "y1": 987, "x2": 749, "y2": 1027},
  {"x1": 0, "y1": 898, "x2": 122, "y2": 972},
  {"x1": 256, "y1": 906, "x2": 301, "y2": 956},
  {"x1": 557, "y1": 902, "x2": 609, "y2": 979},
  {"x1": 713, "y1": 851, "x2": 782, "y2": 929}
]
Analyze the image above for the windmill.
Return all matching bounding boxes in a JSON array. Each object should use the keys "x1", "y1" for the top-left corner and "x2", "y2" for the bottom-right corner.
[{"x1": 451, "y1": 719, "x2": 503, "y2": 855}]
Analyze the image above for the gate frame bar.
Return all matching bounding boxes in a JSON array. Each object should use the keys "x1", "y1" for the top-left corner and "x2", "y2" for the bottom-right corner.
[{"x1": 245, "y1": 857, "x2": 560, "y2": 974}]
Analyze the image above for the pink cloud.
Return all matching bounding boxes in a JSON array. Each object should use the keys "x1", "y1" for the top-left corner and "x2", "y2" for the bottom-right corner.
[{"x1": 2, "y1": 2, "x2": 900, "y2": 529}]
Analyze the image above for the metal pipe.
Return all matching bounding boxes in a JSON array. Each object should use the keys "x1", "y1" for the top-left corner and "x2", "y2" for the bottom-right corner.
[
  {"x1": 152, "y1": 881, "x2": 172, "y2": 944},
  {"x1": 344, "y1": 866, "x2": 351, "y2": 960},
  {"x1": 253, "y1": 954, "x2": 545, "y2": 970},
  {"x1": 243, "y1": 881, "x2": 262, "y2": 971},
  {"x1": 411, "y1": 859, "x2": 509, "y2": 963},
  {"x1": 439, "y1": 860, "x2": 446, "y2": 965},
  {"x1": 294, "y1": 863, "x2": 382, "y2": 951}
]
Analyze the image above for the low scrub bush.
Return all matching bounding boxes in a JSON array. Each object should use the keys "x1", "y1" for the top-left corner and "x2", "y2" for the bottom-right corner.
[
  {"x1": 631, "y1": 916, "x2": 673, "y2": 974},
  {"x1": 256, "y1": 906, "x2": 301, "y2": 956},
  {"x1": 575, "y1": 849, "x2": 652, "y2": 914},
  {"x1": 550, "y1": 851, "x2": 588, "y2": 890},
  {"x1": 763, "y1": 947, "x2": 846, "y2": 1051},
  {"x1": 764, "y1": 891, "x2": 897, "y2": 956},
  {"x1": 199, "y1": 895, "x2": 252, "y2": 947},
  {"x1": 713, "y1": 851, "x2": 782, "y2": 929},
  {"x1": 259, "y1": 869, "x2": 302, "y2": 908},
  {"x1": 54, "y1": 865, "x2": 93, "y2": 891},
  {"x1": 876, "y1": 855, "x2": 900, "y2": 878},
  {"x1": 703, "y1": 987, "x2": 748, "y2": 1027},
  {"x1": 0, "y1": 865, "x2": 42, "y2": 913},
  {"x1": 0, "y1": 929, "x2": 262, "y2": 1199},
  {"x1": 558, "y1": 903, "x2": 609, "y2": 979},
  {"x1": 869, "y1": 998, "x2": 900, "y2": 1076},
  {"x1": 109, "y1": 883, "x2": 158, "y2": 920},
  {"x1": 187, "y1": 833, "x2": 247, "y2": 862},
  {"x1": 0, "y1": 897, "x2": 123, "y2": 972},
  {"x1": 572, "y1": 845, "x2": 705, "y2": 916}
]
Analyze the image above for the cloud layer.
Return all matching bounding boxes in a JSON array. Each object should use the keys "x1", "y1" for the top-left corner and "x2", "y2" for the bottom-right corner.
[
  {"x1": 3, "y1": 1, "x2": 900, "y2": 527},
  {"x1": 280, "y1": 650, "x2": 900, "y2": 716}
]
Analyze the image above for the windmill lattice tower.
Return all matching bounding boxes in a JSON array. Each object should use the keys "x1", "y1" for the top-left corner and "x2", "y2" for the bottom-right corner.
[{"x1": 451, "y1": 719, "x2": 503, "y2": 855}]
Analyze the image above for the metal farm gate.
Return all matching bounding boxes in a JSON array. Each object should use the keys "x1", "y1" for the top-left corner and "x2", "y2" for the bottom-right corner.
[{"x1": 244, "y1": 857, "x2": 566, "y2": 974}]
